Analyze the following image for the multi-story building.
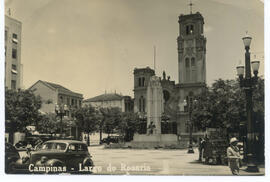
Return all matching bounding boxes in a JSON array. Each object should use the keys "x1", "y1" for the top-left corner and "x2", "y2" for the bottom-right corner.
[
  {"x1": 83, "y1": 93, "x2": 133, "y2": 112},
  {"x1": 5, "y1": 15, "x2": 23, "y2": 90},
  {"x1": 29, "y1": 80, "x2": 83, "y2": 115},
  {"x1": 29, "y1": 80, "x2": 83, "y2": 139}
]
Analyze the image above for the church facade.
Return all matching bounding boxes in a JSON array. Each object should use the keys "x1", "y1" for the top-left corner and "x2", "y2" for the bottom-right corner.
[{"x1": 133, "y1": 12, "x2": 207, "y2": 139}]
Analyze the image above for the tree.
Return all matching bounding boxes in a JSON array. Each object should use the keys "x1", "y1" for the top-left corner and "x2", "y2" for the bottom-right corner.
[
  {"x1": 100, "y1": 107, "x2": 122, "y2": 136},
  {"x1": 118, "y1": 112, "x2": 140, "y2": 141},
  {"x1": 73, "y1": 105, "x2": 99, "y2": 146},
  {"x1": 192, "y1": 78, "x2": 264, "y2": 132},
  {"x1": 36, "y1": 113, "x2": 58, "y2": 135},
  {"x1": 5, "y1": 89, "x2": 42, "y2": 143}
]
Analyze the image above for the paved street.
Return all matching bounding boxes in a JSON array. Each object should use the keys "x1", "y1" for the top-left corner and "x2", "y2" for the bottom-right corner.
[
  {"x1": 19, "y1": 146, "x2": 265, "y2": 175},
  {"x1": 89, "y1": 146, "x2": 265, "y2": 175}
]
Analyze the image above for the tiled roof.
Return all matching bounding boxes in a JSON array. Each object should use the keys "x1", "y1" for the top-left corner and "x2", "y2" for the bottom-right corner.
[
  {"x1": 41, "y1": 80, "x2": 83, "y2": 98},
  {"x1": 84, "y1": 93, "x2": 124, "y2": 102}
]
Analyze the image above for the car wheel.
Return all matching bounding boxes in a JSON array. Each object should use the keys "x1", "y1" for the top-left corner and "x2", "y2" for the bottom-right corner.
[
  {"x1": 7, "y1": 162, "x2": 16, "y2": 174},
  {"x1": 83, "y1": 158, "x2": 94, "y2": 167}
]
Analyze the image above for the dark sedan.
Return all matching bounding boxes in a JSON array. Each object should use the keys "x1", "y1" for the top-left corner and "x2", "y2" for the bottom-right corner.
[{"x1": 11, "y1": 140, "x2": 94, "y2": 174}]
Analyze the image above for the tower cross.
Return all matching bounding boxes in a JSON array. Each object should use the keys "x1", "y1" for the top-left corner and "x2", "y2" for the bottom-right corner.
[{"x1": 188, "y1": 0, "x2": 194, "y2": 14}]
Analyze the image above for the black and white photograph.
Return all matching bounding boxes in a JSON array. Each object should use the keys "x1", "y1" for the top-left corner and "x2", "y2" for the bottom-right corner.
[{"x1": 1, "y1": 0, "x2": 268, "y2": 178}]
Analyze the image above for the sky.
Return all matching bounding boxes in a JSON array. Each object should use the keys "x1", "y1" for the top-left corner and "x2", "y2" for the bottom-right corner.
[{"x1": 4, "y1": 0, "x2": 264, "y2": 99}]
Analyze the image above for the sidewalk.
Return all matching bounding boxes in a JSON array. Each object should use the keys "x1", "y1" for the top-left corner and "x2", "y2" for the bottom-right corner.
[{"x1": 238, "y1": 164, "x2": 265, "y2": 176}]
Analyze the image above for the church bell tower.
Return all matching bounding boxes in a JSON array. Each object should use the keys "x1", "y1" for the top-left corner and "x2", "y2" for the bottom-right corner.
[{"x1": 177, "y1": 12, "x2": 206, "y2": 85}]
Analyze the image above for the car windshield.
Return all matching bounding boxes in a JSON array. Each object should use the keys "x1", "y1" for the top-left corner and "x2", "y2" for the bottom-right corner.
[{"x1": 41, "y1": 142, "x2": 67, "y2": 151}]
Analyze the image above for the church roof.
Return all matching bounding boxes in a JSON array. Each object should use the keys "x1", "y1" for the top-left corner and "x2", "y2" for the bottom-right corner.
[
  {"x1": 134, "y1": 67, "x2": 155, "y2": 75},
  {"x1": 178, "y1": 12, "x2": 204, "y2": 22},
  {"x1": 84, "y1": 93, "x2": 124, "y2": 102}
]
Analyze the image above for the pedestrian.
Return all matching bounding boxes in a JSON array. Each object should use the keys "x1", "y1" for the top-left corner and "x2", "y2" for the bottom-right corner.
[
  {"x1": 198, "y1": 137, "x2": 205, "y2": 161},
  {"x1": 147, "y1": 122, "x2": 156, "y2": 135},
  {"x1": 26, "y1": 142, "x2": 32, "y2": 156},
  {"x1": 227, "y1": 137, "x2": 241, "y2": 175}
]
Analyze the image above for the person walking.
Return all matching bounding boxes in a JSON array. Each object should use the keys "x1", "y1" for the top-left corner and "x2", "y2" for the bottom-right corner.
[
  {"x1": 26, "y1": 142, "x2": 32, "y2": 156},
  {"x1": 227, "y1": 137, "x2": 241, "y2": 175},
  {"x1": 198, "y1": 137, "x2": 205, "y2": 161}
]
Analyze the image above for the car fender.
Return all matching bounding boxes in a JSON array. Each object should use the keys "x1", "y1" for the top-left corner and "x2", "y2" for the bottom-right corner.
[
  {"x1": 46, "y1": 159, "x2": 65, "y2": 167},
  {"x1": 83, "y1": 157, "x2": 94, "y2": 167}
]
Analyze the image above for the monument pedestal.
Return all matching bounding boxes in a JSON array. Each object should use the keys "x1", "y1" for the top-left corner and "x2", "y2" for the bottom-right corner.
[{"x1": 131, "y1": 134, "x2": 180, "y2": 149}]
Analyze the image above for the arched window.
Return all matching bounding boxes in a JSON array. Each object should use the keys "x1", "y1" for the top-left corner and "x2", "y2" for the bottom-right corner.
[
  {"x1": 185, "y1": 58, "x2": 190, "y2": 82},
  {"x1": 185, "y1": 58, "x2": 190, "y2": 68},
  {"x1": 191, "y1": 58, "x2": 196, "y2": 82},
  {"x1": 186, "y1": 25, "x2": 194, "y2": 35},
  {"x1": 186, "y1": 26, "x2": 190, "y2": 35},
  {"x1": 191, "y1": 57, "x2": 195, "y2": 67},
  {"x1": 139, "y1": 96, "x2": 145, "y2": 112},
  {"x1": 142, "y1": 77, "x2": 145, "y2": 87},
  {"x1": 190, "y1": 25, "x2": 194, "y2": 34}
]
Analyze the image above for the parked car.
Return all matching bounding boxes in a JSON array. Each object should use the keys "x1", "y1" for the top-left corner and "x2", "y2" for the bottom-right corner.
[
  {"x1": 5, "y1": 143, "x2": 20, "y2": 173},
  {"x1": 11, "y1": 140, "x2": 94, "y2": 174},
  {"x1": 101, "y1": 136, "x2": 124, "y2": 144},
  {"x1": 14, "y1": 136, "x2": 41, "y2": 150}
]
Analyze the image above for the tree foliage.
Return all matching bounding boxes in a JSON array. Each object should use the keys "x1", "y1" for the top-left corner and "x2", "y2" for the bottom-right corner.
[
  {"x1": 99, "y1": 107, "x2": 122, "y2": 135},
  {"x1": 73, "y1": 105, "x2": 99, "y2": 134},
  {"x1": 193, "y1": 78, "x2": 264, "y2": 131},
  {"x1": 5, "y1": 89, "x2": 42, "y2": 133},
  {"x1": 36, "y1": 113, "x2": 58, "y2": 134}
]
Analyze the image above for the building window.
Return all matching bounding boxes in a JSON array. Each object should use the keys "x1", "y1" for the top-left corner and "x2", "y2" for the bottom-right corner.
[
  {"x1": 139, "y1": 99, "x2": 141, "y2": 112},
  {"x1": 5, "y1": 46, "x2": 6, "y2": 57},
  {"x1": 142, "y1": 77, "x2": 145, "y2": 86},
  {"x1": 185, "y1": 58, "x2": 190, "y2": 82},
  {"x1": 190, "y1": 25, "x2": 194, "y2": 34},
  {"x1": 71, "y1": 99, "x2": 74, "y2": 105},
  {"x1": 11, "y1": 64, "x2": 17, "y2": 74},
  {"x1": 185, "y1": 58, "x2": 190, "y2": 68},
  {"x1": 191, "y1": 58, "x2": 196, "y2": 82},
  {"x1": 142, "y1": 98, "x2": 145, "y2": 112},
  {"x1": 138, "y1": 78, "x2": 141, "y2": 87},
  {"x1": 191, "y1": 57, "x2": 195, "y2": 67},
  {"x1": 12, "y1": 64, "x2": 17, "y2": 70},
  {"x1": 11, "y1": 80, "x2": 16, "y2": 90},
  {"x1": 186, "y1": 25, "x2": 194, "y2": 35},
  {"x1": 186, "y1": 26, "x2": 189, "y2": 35},
  {"x1": 12, "y1": 33, "x2": 18, "y2": 44},
  {"x1": 5, "y1": 30, "x2": 7, "y2": 41},
  {"x1": 139, "y1": 96, "x2": 145, "y2": 112},
  {"x1": 12, "y1": 49, "x2": 17, "y2": 59}
]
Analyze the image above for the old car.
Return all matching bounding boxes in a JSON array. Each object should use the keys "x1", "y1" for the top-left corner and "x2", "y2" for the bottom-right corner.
[
  {"x1": 10, "y1": 140, "x2": 94, "y2": 174},
  {"x1": 14, "y1": 136, "x2": 41, "y2": 150},
  {"x1": 101, "y1": 136, "x2": 124, "y2": 144},
  {"x1": 5, "y1": 143, "x2": 20, "y2": 173}
]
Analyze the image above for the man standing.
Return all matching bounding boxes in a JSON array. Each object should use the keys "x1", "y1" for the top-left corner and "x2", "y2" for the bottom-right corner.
[
  {"x1": 198, "y1": 137, "x2": 205, "y2": 161},
  {"x1": 227, "y1": 137, "x2": 241, "y2": 175}
]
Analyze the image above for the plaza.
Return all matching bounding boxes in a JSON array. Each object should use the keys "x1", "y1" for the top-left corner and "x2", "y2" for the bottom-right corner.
[{"x1": 86, "y1": 146, "x2": 264, "y2": 175}]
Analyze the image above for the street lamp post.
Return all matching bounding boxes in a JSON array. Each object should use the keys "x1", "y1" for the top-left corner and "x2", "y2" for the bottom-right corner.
[
  {"x1": 236, "y1": 33, "x2": 260, "y2": 172},
  {"x1": 55, "y1": 103, "x2": 68, "y2": 137},
  {"x1": 184, "y1": 97, "x2": 197, "y2": 154}
]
